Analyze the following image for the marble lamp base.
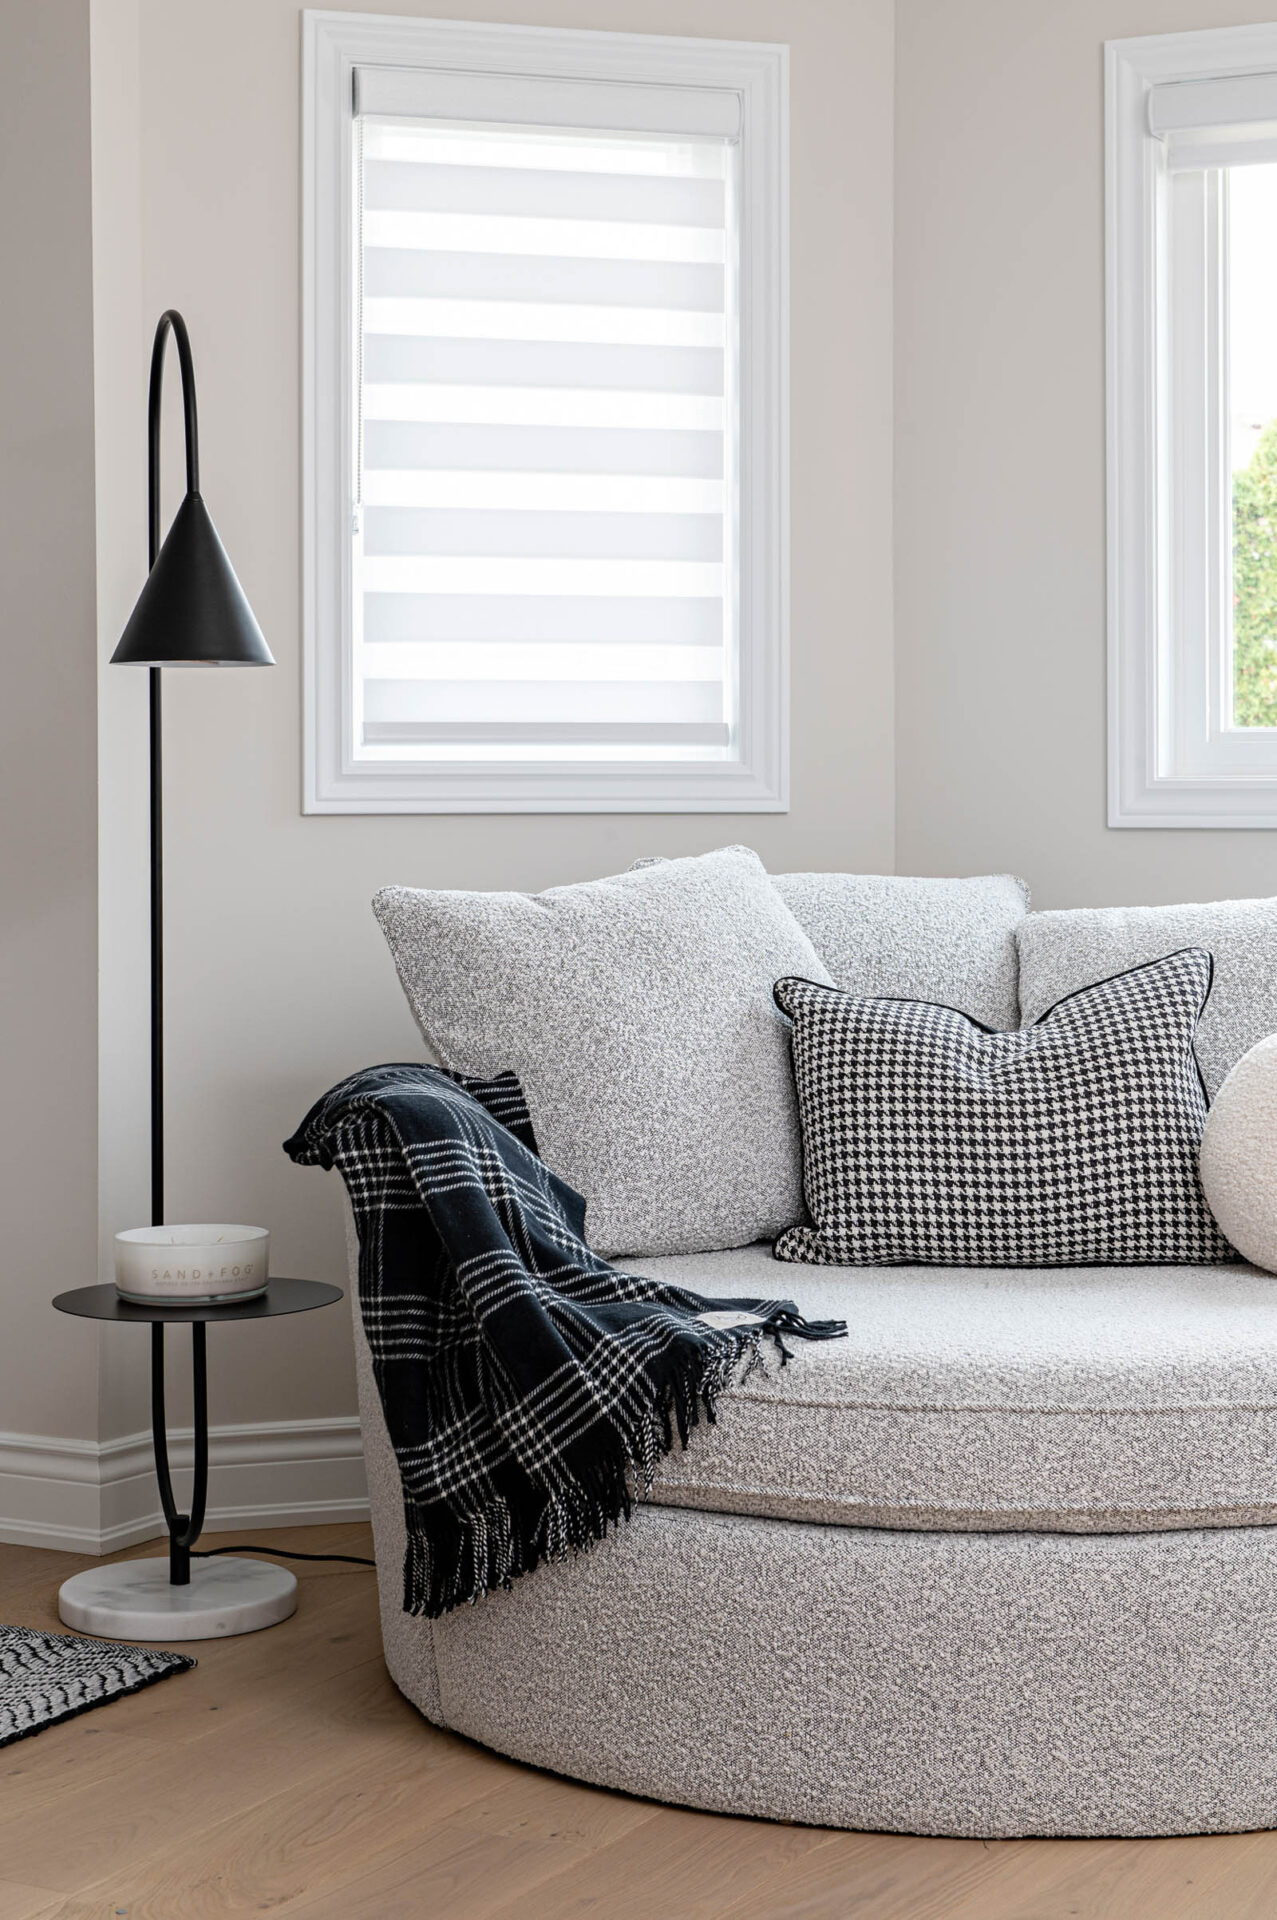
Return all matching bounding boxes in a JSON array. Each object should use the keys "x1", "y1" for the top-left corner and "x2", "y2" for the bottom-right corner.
[{"x1": 58, "y1": 1555, "x2": 298, "y2": 1642}]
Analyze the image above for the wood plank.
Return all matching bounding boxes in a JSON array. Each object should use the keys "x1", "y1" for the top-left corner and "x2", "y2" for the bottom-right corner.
[
  {"x1": 0, "y1": 1724, "x2": 171, "y2": 1826},
  {"x1": 482, "y1": 1801, "x2": 832, "y2": 1920},
  {"x1": 1161, "y1": 1833, "x2": 1277, "y2": 1919},
  {"x1": 30, "y1": 1731, "x2": 518, "y2": 1920},
  {"x1": 0, "y1": 1653, "x2": 422, "y2": 1892},
  {"x1": 0, "y1": 1884, "x2": 63, "y2": 1920},
  {"x1": 34, "y1": 1639, "x2": 659, "y2": 1920},
  {"x1": 261, "y1": 1820, "x2": 593, "y2": 1920},
  {"x1": 719, "y1": 1831, "x2": 1029, "y2": 1920},
  {"x1": 0, "y1": 1719, "x2": 323, "y2": 1894},
  {"x1": 445, "y1": 1765, "x2": 659, "y2": 1852},
  {"x1": 0, "y1": 1543, "x2": 82, "y2": 1593},
  {"x1": 931, "y1": 1831, "x2": 1273, "y2": 1920}
]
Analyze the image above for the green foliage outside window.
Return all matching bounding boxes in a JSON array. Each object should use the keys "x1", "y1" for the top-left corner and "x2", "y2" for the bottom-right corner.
[{"x1": 1233, "y1": 419, "x2": 1277, "y2": 727}]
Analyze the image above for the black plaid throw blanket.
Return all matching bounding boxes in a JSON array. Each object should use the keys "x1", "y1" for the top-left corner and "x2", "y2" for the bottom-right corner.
[{"x1": 285, "y1": 1063, "x2": 846, "y2": 1618}]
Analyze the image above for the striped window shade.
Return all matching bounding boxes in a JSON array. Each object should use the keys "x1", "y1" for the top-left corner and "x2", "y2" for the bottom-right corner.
[{"x1": 354, "y1": 72, "x2": 740, "y2": 766}]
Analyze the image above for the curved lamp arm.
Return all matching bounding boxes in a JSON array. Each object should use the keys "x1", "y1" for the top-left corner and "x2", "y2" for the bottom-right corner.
[{"x1": 148, "y1": 309, "x2": 200, "y2": 565}]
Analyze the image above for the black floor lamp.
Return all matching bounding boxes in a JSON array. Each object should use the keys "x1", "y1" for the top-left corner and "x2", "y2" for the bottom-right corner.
[{"x1": 50, "y1": 311, "x2": 307, "y2": 1643}]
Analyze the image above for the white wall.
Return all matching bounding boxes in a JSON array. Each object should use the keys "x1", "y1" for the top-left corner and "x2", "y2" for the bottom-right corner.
[
  {"x1": 894, "y1": 0, "x2": 1277, "y2": 907},
  {"x1": 110, "y1": 0, "x2": 896, "y2": 1445}
]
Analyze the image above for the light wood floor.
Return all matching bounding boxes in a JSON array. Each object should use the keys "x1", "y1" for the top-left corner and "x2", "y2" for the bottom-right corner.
[{"x1": 1, "y1": 1523, "x2": 1275, "y2": 1919}]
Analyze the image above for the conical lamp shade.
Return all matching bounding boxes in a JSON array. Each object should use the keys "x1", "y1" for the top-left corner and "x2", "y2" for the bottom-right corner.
[{"x1": 111, "y1": 492, "x2": 274, "y2": 666}]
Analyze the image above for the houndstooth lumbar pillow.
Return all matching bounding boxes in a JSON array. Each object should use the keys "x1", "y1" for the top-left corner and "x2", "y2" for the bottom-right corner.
[{"x1": 774, "y1": 949, "x2": 1234, "y2": 1268}]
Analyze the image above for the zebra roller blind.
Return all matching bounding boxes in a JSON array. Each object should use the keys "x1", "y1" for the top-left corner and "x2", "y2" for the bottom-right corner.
[{"x1": 354, "y1": 70, "x2": 740, "y2": 765}]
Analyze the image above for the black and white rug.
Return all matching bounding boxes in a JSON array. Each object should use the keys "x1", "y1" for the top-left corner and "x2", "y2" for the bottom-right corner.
[{"x1": 0, "y1": 1625, "x2": 194, "y2": 1747}]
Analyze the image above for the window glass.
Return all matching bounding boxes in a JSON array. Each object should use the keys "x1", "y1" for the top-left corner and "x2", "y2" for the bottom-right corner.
[{"x1": 1228, "y1": 163, "x2": 1277, "y2": 725}]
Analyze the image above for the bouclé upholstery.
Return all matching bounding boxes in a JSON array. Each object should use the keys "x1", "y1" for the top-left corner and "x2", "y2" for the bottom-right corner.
[
  {"x1": 1201, "y1": 1035, "x2": 1277, "y2": 1273},
  {"x1": 373, "y1": 846, "x2": 830, "y2": 1256},
  {"x1": 773, "y1": 870, "x2": 1028, "y2": 1029},
  {"x1": 1018, "y1": 895, "x2": 1277, "y2": 1094},
  {"x1": 631, "y1": 1244, "x2": 1277, "y2": 1532},
  {"x1": 348, "y1": 870, "x2": 1277, "y2": 1840}
]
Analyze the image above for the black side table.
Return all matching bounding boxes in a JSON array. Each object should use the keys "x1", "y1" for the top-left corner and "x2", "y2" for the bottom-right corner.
[{"x1": 52, "y1": 1278, "x2": 342, "y2": 1641}]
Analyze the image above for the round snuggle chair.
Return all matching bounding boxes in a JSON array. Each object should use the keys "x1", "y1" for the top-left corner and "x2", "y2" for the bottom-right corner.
[{"x1": 348, "y1": 1214, "x2": 1277, "y2": 1840}]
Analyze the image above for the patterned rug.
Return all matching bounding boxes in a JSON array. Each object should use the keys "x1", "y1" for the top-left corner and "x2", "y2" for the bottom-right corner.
[{"x1": 0, "y1": 1625, "x2": 194, "y2": 1747}]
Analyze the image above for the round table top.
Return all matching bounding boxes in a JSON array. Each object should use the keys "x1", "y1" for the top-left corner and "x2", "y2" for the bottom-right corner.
[{"x1": 52, "y1": 1277, "x2": 344, "y2": 1325}]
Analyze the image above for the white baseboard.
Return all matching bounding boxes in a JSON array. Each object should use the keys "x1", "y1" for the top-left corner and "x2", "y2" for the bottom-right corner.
[{"x1": 0, "y1": 1416, "x2": 369, "y2": 1555}]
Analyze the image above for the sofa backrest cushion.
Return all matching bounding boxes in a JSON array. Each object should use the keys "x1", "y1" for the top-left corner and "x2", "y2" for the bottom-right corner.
[
  {"x1": 373, "y1": 845, "x2": 832, "y2": 1258},
  {"x1": 772, "y1": 873, "x2": 1029, "y2": 1030},
  {"x1": 1017, "y1": 896, "x2": 1277, "y2": 1096}
]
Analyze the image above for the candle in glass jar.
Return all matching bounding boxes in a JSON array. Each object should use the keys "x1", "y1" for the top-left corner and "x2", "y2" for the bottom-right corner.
[{"x1": 114, "y1": 1225, "x2": 270, "y2": 1304}]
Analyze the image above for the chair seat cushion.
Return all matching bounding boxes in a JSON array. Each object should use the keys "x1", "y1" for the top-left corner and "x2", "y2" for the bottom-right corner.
[{"x1": 629, "y1": 1244, "x2": 1277, "y2": 1533}]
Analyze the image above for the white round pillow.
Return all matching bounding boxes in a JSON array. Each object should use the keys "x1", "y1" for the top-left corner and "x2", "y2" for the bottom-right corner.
[{"x1": 1200, "y1": 1034, "x2": 1277, "y2": 1271}]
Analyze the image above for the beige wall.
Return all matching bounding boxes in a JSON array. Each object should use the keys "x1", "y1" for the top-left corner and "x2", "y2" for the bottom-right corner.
[
  {"x1": 894, "y1": 0, "x2": 1277, "y2": 909},
  {"x1": 0, "y1": 0, "x2": 102, "y2": 1441},
  {"x1": 109, "y1": 0, "x2": 896, "y2": 1433},
  {"x1": 92, "y1": 0, "x2": 153, "y2": 1442}
]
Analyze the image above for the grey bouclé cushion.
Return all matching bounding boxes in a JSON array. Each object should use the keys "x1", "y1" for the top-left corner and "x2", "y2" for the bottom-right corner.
[
  {"x1": 1018, "y1": 897, "x2": 1277, "y2": 1095},
  {"x1": 771, "y1": 872, "x2": 1028, "y2": 1029},
  {"x1": 631, "y1": 867, "x2": 1030, "y2": 1030},
  {"x1": 373, "y1": 846, "x2": 832, "y2": 1257}
]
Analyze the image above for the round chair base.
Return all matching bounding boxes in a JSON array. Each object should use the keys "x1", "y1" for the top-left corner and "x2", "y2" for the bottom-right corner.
[
  {"x1": 374, "y1": 1504, "x2": 1277, "y2": 1838},
  {"x1": 58, "y1": 1555, "x2": 297, "y2": 1641}
]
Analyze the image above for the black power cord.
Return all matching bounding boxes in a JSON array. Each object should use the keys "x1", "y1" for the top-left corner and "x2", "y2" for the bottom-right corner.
[{"x1": 192, "y1": 1545, "x2": 376, "y2": 1567}]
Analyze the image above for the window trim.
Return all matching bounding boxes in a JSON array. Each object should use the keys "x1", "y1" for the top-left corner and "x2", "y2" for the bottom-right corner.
[
  {"x1": 302, "y1": 9, "x2": 788, "y2": 814},
  {"x1": 1107, "y1": 22, "x2": 1277, "y2": 828}
]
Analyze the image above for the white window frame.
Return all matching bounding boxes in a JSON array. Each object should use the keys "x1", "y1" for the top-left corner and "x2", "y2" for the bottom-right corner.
[
  {"x1": 1108, "y1": 22, "x2": 1277, "y2": 827},
  {"x1": 302, "y1": 10, "x2": 788, "y2": 814}
]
